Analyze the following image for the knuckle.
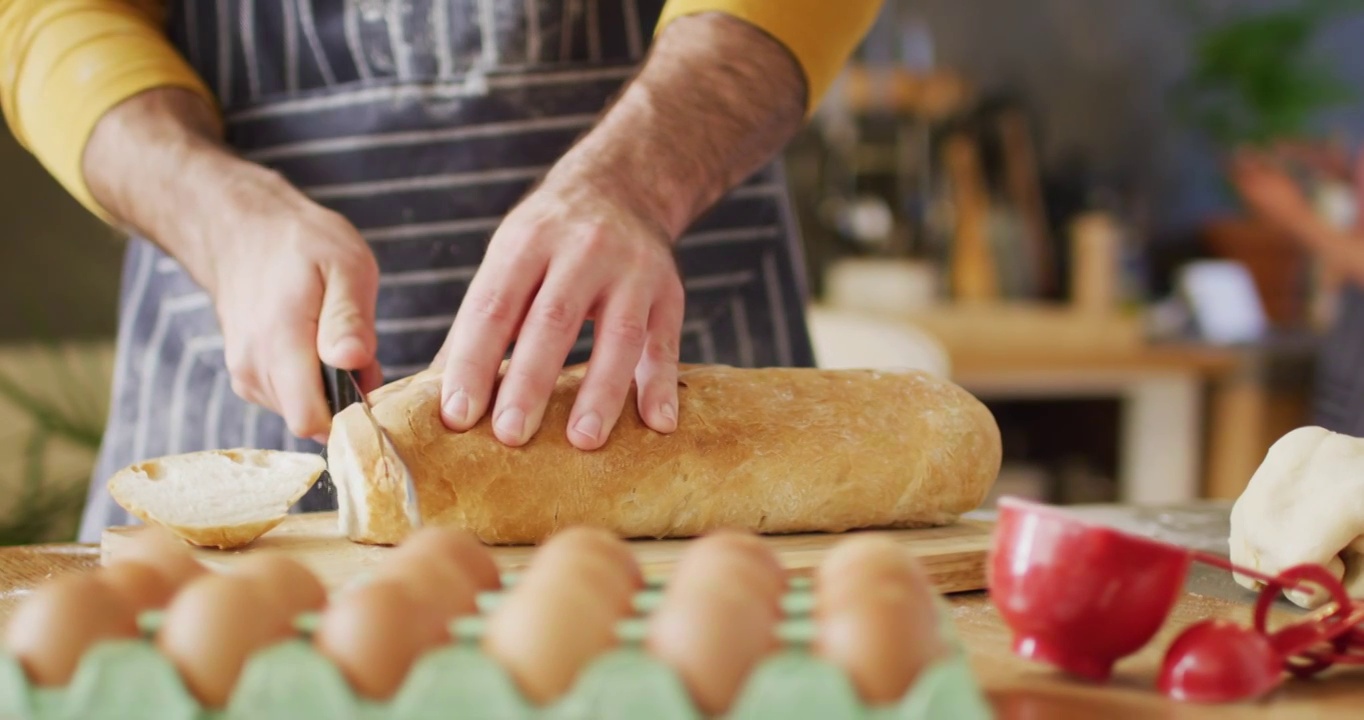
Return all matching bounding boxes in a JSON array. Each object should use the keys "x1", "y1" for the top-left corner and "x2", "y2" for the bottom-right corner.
[
  {"x1": 583, "y1": 230, "x2": 614, "y2": 254},
  {"x1": 322, "y1": 303, "x2": 367, "y2": 332},
  {"x1": 600, "y1": 315, "x2": 647, "y2": 348},
  {"x1": 338, "y1": 237, "x2": 378, "y2": 270},
  {"x1": 646, "y1": 335, "x2": 680, "y2": 363},
  {"x1": 289, "y1": 413, "x2": 329, "y2": 440},
  {"x1": 660, "y1": 279, "x2": 685, "y2": 307},
  {"x1": 503, "y1": 365, "x2": 555, "y2": 398},
  {"x1": 530, "y1": 298, "x2": 578, "y2": 332},
  {"x1": 307, "y1": 207, "x2": 355, "y2": 236},
  {"x1": 442, "y1": 353, "x2": 493, "y2": 380},
  {"x1": 223, "y1": 344, "x2": 255, "y2": 382},
  {"x1": 465, "y1": 289, "x2": 519, "y2": 325},
  {"x1": 228, "y1": 375, "x2": 257, "y2": 403}
]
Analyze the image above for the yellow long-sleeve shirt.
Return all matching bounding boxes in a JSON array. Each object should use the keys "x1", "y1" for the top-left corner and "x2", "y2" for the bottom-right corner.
[{"x1": 0, "y1": 0, "x2": 881, "y2": 221}]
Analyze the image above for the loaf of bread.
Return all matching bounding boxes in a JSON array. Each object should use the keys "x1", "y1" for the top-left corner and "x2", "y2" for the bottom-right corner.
[{"x1": 326, "y1": 364, "x2": 1001, "y2": 546}]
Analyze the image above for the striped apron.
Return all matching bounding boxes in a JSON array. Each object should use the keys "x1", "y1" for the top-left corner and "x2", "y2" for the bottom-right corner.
[
  {"x1": 76, "y1": 0, "x2": 816, "y2": 543},
  {"x1": 1313, "y1": 285, "x2": 1364, "y2": 436}
]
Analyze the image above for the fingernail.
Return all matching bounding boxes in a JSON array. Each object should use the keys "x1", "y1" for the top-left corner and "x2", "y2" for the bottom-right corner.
[
  {"x1": 333, "y1": 337, "x2": 366, "y2": 360},
  {"x1": 495, "y1": 407, "x2": 526, "y2": 442},
  {"x1": 443, "y1": 388, "x2": 469, "y2": 426},
  {"x1": 573, "y1": 412, "x2": 602, "y2": 443},
  {"x1": 660, "y1": 402, "x2": 677, "y2": 423}
]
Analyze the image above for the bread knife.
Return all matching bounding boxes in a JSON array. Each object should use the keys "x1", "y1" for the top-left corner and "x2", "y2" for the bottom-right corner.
[{"x1": 320, "y1": 364, "x2": 423, "y2": 530}]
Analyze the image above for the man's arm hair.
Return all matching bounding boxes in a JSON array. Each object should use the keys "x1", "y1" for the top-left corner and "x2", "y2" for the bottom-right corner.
[
  {"x1": 81, "y1": 87, "x2": 260, "y2": 278},
  {"x1": 542, "y1": 3, "x2": 883, "y2": 238},
  {"x1": 545, "y1": 12, "x2": 809, "y2": 239}
]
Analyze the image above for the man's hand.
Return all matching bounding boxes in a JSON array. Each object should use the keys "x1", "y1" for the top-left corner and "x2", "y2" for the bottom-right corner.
[
  {"x1": 1229, "y1": 149, "x2": 1317, "y2": 234},
  {"x1": 83, "y1": 88, "x2": 382, "y2": 443},
  {"x1": 436, "y1": 12, "x2": 808, "y2": 450},
  {"x1": 203, "y1": 170, "x2": 383, "y2": 443},
  {"x1": 435, "y1": 176, "x2": 684, "y2": 450}
]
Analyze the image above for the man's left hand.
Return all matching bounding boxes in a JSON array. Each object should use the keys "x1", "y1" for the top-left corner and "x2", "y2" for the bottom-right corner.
[
  {"x1": 433, "y1": 174, "x2": 685, "y2": 450},
  {"x1": 433, "y1": 10, "x2": 811, "y2": 451}
]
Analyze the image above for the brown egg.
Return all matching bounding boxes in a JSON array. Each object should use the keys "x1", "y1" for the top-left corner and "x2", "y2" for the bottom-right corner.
[
  {"x1": 482, "y1": 573, "x2": 620, "y2": 705},
  {"x1": 314, "y1": 578, "x2": 448, "y2": 701},
  {"x1": 4, "y1": 573, "x2": 141, "y2": 687},
  {"x1": 670, "y1": 537, "x2": 786, "y2": 614},
  {"x1": 813, "y1": 582, "x2": 948, "y2": 705},
  {"x1": 815, "y1": 535, "x2": 929, "y2": 612},
  {"x1": 394, "y1": 526, "x2": 502, "y2": 591},
  {"x1": 538, "y1": 526, "x2": 644, "y2": 589},
  {"x1": 646, "y1": 574, "x2": 779, "y2": 715},
  {"x1": 155, "y1": 573, "x2": 295, "y2": 708},
  {"x1": 96, "y1": 560, "x2": 178, "y2": 611},
  {"x1": 521, "y1": 536, "x2": 637, "y2": 614},
  {"x1": 694, "y1": 529, "x2": 785, "y2": 585},
  {"x1": 370, "y1": 551, "x2": 477, "y2": 626},
  {"x1": 116, "y1": 526, "x2": 208, "y2": 588},
  {"x1": 228, "y1": 554, "x2": 328, "y2": 617}
]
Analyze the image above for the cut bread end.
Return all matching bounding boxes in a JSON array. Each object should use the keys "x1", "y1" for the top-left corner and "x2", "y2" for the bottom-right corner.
[
  {"x1": 328, "y1": 401, "x2": 417, "y2": 546},
  {"x1": 107, "y1": 448, "x2": 326, "y2": 550}
]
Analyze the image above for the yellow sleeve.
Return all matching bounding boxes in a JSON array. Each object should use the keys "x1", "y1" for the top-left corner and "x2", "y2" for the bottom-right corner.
[
  {"x1": 656, "y1": 0, "x2": 884, "y2": 114},
  {"x1": 0, "y1": 0, "x2": 218, "y2": 221}
]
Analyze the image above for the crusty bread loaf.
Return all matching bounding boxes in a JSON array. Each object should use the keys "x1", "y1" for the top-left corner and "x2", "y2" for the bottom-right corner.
[
  {"x1": 108, "y1": 449, "x2": 326, "y2": 549},
  {"x1": 327, "y1": 364, "x2": 1001, "y2": 546}
]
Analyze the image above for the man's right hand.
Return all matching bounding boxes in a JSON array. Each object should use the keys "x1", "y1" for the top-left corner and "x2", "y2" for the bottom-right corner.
[
  {"x1": 82, "y1": 88, "x2": 382, "y2": 443},
  {"x1": 205, "y1": 170, "x2": 383, "y2": 443}
]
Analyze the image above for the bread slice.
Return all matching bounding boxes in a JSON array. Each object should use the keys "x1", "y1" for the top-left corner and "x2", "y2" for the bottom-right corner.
[{"x1": 107, "y1": 449, "x2": 326, "y2": 550}]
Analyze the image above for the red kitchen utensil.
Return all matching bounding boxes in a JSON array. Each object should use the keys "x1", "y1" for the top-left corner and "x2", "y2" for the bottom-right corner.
[
  {"x1": 989, "y1": 496, "x2": 1364, "y2": 703},
  {"x1": 988, "y1": 497, "x2": 1192, "y2": 681},
  {"x1": 1156, "y1": 619, "x2": 1282, "y2": 703},
  {"x1": 1158, "y1": 565, "x2": 1364, "y2": 703}
]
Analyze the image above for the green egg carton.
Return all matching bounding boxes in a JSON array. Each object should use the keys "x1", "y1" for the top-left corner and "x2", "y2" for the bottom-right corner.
[{"x1": 0, "y1": 574, "x2": 993, "y2": 720}]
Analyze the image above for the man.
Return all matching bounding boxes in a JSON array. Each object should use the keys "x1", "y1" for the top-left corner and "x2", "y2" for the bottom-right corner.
[
  {"x1": 1230, "y1": 145, "x2": 1364, "y2": 435},
  {"x1": 0, "y1": 1, "x2": 883, "y2": 542}
]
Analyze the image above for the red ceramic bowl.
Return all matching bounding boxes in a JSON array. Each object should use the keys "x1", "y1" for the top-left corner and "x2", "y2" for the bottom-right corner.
[{"x1": 988, "y1": 497, "x2": 1193, "y2": 681}]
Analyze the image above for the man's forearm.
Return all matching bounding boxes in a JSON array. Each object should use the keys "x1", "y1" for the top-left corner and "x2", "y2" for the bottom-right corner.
[
  {"x1": 542, "y1": 12, "x2": 806, "y2": 239},
  {"x1": 82, "y1": 88, "x2": 286, "y2": 288}
]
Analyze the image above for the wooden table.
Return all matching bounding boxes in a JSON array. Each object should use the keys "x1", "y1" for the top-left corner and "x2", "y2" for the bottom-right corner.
[
  {"x1": 1, "y1": 543, "x2": 1361, "y2": 717},
  {"x1": 949, "y1": 335, "x2": 1323, "y2": 506},
  {"x1": 807, "y1": 301, "x2": 1257, "y2": 505}
]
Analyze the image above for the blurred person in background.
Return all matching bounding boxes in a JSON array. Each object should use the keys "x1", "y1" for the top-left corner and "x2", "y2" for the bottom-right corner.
[
  {"x1": 0, "y1": 1, "x2": 883, "y2": 541},
  {"x1": 1231, "y1": 142, "x2": 1364, "y2": 435}
]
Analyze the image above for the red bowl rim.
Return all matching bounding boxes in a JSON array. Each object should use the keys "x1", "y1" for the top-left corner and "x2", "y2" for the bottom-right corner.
[{"x1": 995, "y1": 495, "x2": 1192, "y2": 558}]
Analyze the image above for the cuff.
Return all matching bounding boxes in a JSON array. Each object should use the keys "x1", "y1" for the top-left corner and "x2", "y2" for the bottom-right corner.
[
  {"x1": 655, "y1": 0, "x2": 884, "y2": 115},
  {"x1": 2, "y1": 3, "x2": 218, "y2": 222}
]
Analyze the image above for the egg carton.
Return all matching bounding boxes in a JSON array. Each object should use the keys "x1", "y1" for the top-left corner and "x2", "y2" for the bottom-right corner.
[{"x1": 0, "y1": 574, "x2": 993, "y2": 720}]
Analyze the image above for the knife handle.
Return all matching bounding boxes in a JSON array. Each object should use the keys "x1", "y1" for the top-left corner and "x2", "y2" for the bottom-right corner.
[{"x1": 321, "y1": 363, "x2": 362, "y2": 417}]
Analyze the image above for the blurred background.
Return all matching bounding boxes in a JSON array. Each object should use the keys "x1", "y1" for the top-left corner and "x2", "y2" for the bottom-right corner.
[{"x1": 2, "y1": 0, "x2": 1363, "y2": 543}]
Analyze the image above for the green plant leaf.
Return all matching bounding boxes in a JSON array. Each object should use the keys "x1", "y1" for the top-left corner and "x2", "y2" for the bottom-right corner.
[
  {"x1": 0, "y1": 313, "x2": 108, "y2": 544},
  {"x1": 1176, "y1": 2, "x2": 1361, "y2": 147}
]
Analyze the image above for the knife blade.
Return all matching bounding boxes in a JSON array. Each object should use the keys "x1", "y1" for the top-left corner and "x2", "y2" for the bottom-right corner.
[{"x1": 320, "y1": 364, "x2": 422, "y2": 530}]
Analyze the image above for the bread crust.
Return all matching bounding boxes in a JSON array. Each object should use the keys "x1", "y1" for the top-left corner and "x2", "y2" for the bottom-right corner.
[
  {"x1": 107, "y1": 448, "x2": 324, "y2": 550},
  {"x1": 120, "y1": 514, "x2": 286, "y2": 551},
  {"x1": 329, "y1": 364, "x2": 1002, "y2": 545}
]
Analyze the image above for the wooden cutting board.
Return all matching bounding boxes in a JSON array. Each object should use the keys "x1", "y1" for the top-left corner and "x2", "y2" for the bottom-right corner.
[{"x1": 101, "y1": 512, "x2": 995, "y2": 594}]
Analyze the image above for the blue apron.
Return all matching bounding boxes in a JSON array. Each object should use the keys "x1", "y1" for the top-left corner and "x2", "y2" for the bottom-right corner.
[{"x1": 77, "y1": 0, "x2": 815, "y2": 542}]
